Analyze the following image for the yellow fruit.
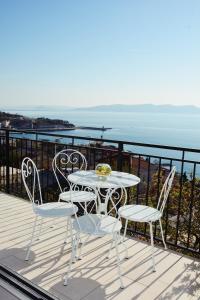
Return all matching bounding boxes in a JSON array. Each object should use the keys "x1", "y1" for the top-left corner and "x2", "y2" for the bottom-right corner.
[{"x1": 95, "y1": 164, "x2": 112, "y2": 176}]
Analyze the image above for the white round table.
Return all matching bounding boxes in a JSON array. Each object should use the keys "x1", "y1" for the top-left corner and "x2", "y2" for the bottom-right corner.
[{"x1": 68, "y1": 170, "x2": 140, "y2": 213}]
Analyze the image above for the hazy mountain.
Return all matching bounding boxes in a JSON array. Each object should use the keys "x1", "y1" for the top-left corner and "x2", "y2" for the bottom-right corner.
[
  {"x1": 2, "y1": 104, "x2": 200, "y2": 114},
  {"x1": 76, "y1": 104, "x2": 200, "y2": 114}
]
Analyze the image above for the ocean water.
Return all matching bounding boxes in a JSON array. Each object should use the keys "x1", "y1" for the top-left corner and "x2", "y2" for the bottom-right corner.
[
  {"x1": 7, "y1": 109, "x2": 200, "y2": 149},
  {"x1": 5, "y1": 108, "x2": 200, "y2": 174}
]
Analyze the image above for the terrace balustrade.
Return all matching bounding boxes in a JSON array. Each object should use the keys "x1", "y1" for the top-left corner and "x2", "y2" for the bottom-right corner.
[{"x1": 0, "y1": 129, "x2": 200, "y2": 257}]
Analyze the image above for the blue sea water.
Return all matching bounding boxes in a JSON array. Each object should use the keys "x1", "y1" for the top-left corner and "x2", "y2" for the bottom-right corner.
[
  {"x1": 5, "y1": 108, "x2": 200, "y2": 174},
  {"x1": 8, "y1": 109, "x2": 200, "y2": 149}
]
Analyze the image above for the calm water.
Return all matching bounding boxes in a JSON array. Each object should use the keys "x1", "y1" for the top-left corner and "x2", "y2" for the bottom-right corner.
[
  {"x1": 7, "y1": 109, "x2": 200, "y2": 149},
  {"x1": 6, "y1": 108, "x2": 200, "y2": 174}
]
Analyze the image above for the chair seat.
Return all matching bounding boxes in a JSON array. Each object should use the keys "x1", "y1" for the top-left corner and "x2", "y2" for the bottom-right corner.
[
  {"x1": 73, "y1": 214, "x2": 122, "y2": 236},
  {"x1": 59, "y1": 190, "x2": 96, "y2": 203},
  {"x1": 34, "y1": 202, "x2": 78, "y2": 218},
  {"x1": 118, "y1": 205, "x2": 162, "y2": 222}
]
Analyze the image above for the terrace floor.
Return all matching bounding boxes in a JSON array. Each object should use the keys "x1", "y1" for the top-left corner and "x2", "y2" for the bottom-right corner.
[{"x1": 0, "y1": 193, "x2": 200, "y2": 300}]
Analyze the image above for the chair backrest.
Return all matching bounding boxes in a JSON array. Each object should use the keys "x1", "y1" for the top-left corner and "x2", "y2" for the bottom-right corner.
[
  {"x1": 21, "y1": 157, "x2": 43, "y2": 207},
  {"x1": 157, "y1": 166, "x2": 176, "y2": 214},
  {"x1": 52, "y1": 149, "x2": 87, "y2": 192},
  {"x1": 73, "y1": 183, "x2": 127, "y2": 235}
]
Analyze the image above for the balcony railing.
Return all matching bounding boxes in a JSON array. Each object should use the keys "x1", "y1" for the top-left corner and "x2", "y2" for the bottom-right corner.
[{"x1": 0, "y1": 128, "x2": 200, "y2": 256}]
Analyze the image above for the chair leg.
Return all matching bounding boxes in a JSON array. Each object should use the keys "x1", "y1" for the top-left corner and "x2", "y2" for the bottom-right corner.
[
  {"x1": 78, "y1": 234, "x2": 90, "y2": 260},
  {"x1": 114, "y1": 233, "x2": 124, "y2": 289},
  {"x1": 64, "y1": 218, "x2": 70, "y2": 244},
  {"x1": 69, "y1": 218, "x2": 74, "y2": 256},
  {"x1": 159, "y1": 219, "x2": 167, "y2": 250},
  {"x1": 149, "y1": 222, "x2": 156, "y2": 272},
  {"x1": 64, "y1": 235, "x2": 76, "y2": 286},
  {"x1": 25, "y1": 216, "x2": 38, "y2": 261},
  {"x1": 68, "y1": 218, "x2": 78, "y2": 263},
  {"x1": 121, "y1": 235, "x2": 129, "y2": 259},
  {"x1": 78, "y1": 236, "x2": 84, "y2": 260},
  {"x1": 123, "y1": 219, "x2": 128, "y2": 242}
]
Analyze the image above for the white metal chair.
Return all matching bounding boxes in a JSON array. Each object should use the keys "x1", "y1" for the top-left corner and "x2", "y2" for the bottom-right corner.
[
  {"x1": 118, "y1": 166, "x2": 176, "y2": 272},
  {"x1": 52, "y1": 149, "x2": 97, "y2": 207},
  {"x1": 21, "y1": 157, "x2": 78, "y2": 261},
  {"x1": 64, "y1": 184, "x2": 128, "y2": 289}
]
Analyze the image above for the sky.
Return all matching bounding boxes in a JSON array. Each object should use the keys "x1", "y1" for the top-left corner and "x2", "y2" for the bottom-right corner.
[{"x1": 0, "y1": 0, "x2": 200, "y2": 107}]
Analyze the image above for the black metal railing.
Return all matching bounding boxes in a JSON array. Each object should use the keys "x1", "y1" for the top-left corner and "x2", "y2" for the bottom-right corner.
[{"x1": 0, "y1": 128, "x2": 200, "y2": 256}]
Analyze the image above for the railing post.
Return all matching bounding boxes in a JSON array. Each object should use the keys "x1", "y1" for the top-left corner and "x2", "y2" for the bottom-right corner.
[
  {"x1": 5, "y1": 129, "x2": 10, "y2": 194},
  {"x1": 117, "y1": 142, "x2": 123, "y2": 171}
]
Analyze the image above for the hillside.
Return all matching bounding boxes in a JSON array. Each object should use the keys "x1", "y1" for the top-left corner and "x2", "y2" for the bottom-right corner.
[{"x1": 0, "y1": 111, "x2": 75, "y2": 130}]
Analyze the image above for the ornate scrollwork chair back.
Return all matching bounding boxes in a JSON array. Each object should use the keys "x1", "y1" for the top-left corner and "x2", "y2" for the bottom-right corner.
[
  {"x1": 157, "y1": 166, "x2": 176, "y2": 214},
  {"x1": 52, "y1": 149, "x2": 87, "y2": 193},
  {"x1": 21, "y1": 157, "x2": 43, "y2": 208}
]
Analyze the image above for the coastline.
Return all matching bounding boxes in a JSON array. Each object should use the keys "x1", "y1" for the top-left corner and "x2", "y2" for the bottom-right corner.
[
  {"x1": 0, "y1": 110, "x2": 112, "y2": 133},
  {"x1": 7, "y1": 126, "x2": 112, "y2": 132}
]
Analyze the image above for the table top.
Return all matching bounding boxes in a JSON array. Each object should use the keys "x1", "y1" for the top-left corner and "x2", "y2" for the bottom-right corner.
[{"x1": 68, "y1": 170, "x2": 140, "y2": 189}]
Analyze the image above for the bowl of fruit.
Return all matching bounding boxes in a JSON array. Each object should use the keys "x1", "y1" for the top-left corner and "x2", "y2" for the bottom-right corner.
[{"x1": 95, "y1": 163, "x2": 112, "y2": 179}]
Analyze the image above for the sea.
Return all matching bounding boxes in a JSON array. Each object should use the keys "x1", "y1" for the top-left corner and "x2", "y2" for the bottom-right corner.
[{"x1": 4, "y1": 108, "x2": 200, "y2": 175}]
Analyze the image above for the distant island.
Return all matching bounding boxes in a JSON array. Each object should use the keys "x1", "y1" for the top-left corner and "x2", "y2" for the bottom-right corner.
[
  {"x1": 76, "y1": 104, "x2": 200, "y2": 114},
  {"x1": 0, "y1": 111, "x2": 75, "y2": 131},
  {"x1": 2, "y1": 104, "x2": 200, "y2": 115}
]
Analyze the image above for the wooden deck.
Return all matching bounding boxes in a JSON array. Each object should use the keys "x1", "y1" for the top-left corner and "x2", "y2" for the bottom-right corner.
[{"x1": 0, "y1": 193, "x2": 199, "y2": 300}]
